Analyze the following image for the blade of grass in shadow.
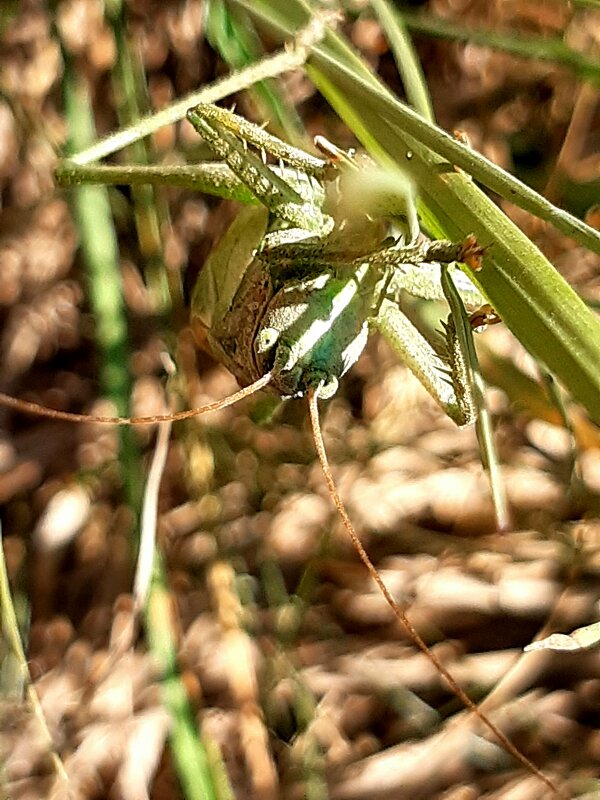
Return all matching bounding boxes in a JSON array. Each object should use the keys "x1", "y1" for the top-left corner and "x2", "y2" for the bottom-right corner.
[
  {"x1": 60, "y1": 45, "x2": 142, "y2": 510},
  {"x1": 540, "y1": 370, "x2": 581, "y2": 490},
  {"x1": 137, "y1": 378, "x2": 232, "y2": 800},
  {"x1": 105, "y1": 0, "x2": 174, "y2": 310},
  {"x1": 399, "y1": 10, "x2": 600, "y2": 86},
  {"x1": 0, "y1": 521, "x2": 67, "y2": 787},
  {"x1": 230, "y1": 0, "x2": 600, "y2": 426},
  {"x1": 256, "y1": 560, "x2": 327, "y2": 795},
  {"x1": 138, "y1": 406, "x2": 233, "y2": 800},
  {"x1": 479, "y1": 346, "x2": 600, "y2": 449}
]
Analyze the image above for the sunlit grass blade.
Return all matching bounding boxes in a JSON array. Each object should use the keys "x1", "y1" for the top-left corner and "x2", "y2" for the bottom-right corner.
[
  {"x1": 441, "y1": 267, "x2": 510, "y2": 531},
  {"x1": 369, "y1": 0, "x2": 434, "y2": 122},
  {"x1": 65, "y1": 43, "x2": 319, "y2": 167},
  {"x1": 371, "y1": 0, "x2": 508, "y2": 527}
]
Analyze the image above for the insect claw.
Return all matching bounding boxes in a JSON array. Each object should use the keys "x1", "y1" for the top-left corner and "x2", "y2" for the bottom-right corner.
[
  {"x1": 313, "y1": 374, "x2": 338, "y2": 399},
  {"x1": 458, "y1": 234, "x2": 488, "y2": 271},
  {"x1": 469, "y1": 304, "x2": 501, "y2": 331}
]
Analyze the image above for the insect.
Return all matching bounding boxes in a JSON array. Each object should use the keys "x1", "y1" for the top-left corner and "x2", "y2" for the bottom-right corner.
[
  {"x1": 187, "y1": 104, "x2": 486, "y2": 409},
  {"x1": 50, "y1": 101, "x2": 489, "y2": 418},
  {"x1": 1, "y1": 93, "x2": 564, "y2": 797}
]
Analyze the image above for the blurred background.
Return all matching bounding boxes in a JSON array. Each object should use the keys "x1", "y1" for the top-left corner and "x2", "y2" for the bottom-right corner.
[{"x1": 1, "y1": 1, "x2": 600, "y2": 798}]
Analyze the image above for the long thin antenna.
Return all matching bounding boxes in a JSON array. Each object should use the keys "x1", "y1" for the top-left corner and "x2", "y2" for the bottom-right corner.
[
  {"x1": 307, "y1": 388, "x2": 563, "y2": 799},
  {"x1": 0, "y1": 373, "x2": 272, "y2": 426}
]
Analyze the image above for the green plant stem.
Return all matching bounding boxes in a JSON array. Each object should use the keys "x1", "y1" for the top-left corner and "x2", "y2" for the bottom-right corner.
[
  {"x1": 374, "y1": 0, "x2": 508, "y2": 525},
  {"x1": 0, "y1": 522, "x2": 66, "y2": 783},
  {"x1": 56, "y1": 162, "x2": 263, "y2": 203},
  {"x1": 241, "y1": 0, "x2": 600, "y2": 256},
  {"x1": 105, "y1": 0, "x2": 173, "y2": 308},
  {"x1": 441, "y1": 268, "x2": 510, "y2": 531},
  {"x1": 61, "y1": 50, "x2": 141, "y2": 509},
  {"x1": 369, "y1": 0, "x2": 434, "y2": 122},
  {"x1": 206, "y1": 0, "x2": 305, "y2": 141}
]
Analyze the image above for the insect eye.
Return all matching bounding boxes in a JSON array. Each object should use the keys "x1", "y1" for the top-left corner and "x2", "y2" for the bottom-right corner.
[{"x1": 255, "y1": 327, "x2": 280, "y2": 354}]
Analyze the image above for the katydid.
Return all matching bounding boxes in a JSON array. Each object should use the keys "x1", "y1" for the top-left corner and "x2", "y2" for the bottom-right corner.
[{"x1": 55, "y1": 102, "x2": 486, "y2": 415}]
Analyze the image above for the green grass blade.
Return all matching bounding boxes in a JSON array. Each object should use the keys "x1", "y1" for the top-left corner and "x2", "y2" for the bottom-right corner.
[
  {"x1": 441, "y1": 268, "x2": 510, "y2": 531},
  {"x1": 0, "y1": 522, "x2": 66, "y2": 783},
  {"x1": 105, "y1": 0, "x2": 173, "y2": 309},
  {"x1": 62, "y1": 78, "x2": 130, "y2": 416},
  {"x1": 60, "y1": 50, "x2": 143, "y2": 509},
  {"x1": 372, "y1": 0, "x2": 507, "y2": 525},
  {"x1": 67, "y1": 44, "x2": 316, "y2": 166},
  {"x1": 369, "y1": 0, "x2": 434, "y2": 122},
  {"x1": 314, "y1": 69, "x2": 600, "y2": 425},
  {"x1": 56, "y1": 162, "x2": 261, "y2": 203},
  {"x1": 238, "y1": 0, "x2": 600, "y2": 255}
]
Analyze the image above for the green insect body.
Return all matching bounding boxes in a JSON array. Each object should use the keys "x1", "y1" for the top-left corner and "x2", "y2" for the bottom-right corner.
[
  {"x1": 193, "y1": 207, "x2": 378, "y2": 399},
  {"x1": 3, "y1": 46, "x2": 552, "y2": 796},
  {"x1": 188, "y1": 103, "x2": 484, "y2": 419},
  {"x1": 189, "y1": 104, "x2": 377, "y2": 400},
  {"x1": 56, "y1": 100, "x2": 485, "y2": 424}
]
